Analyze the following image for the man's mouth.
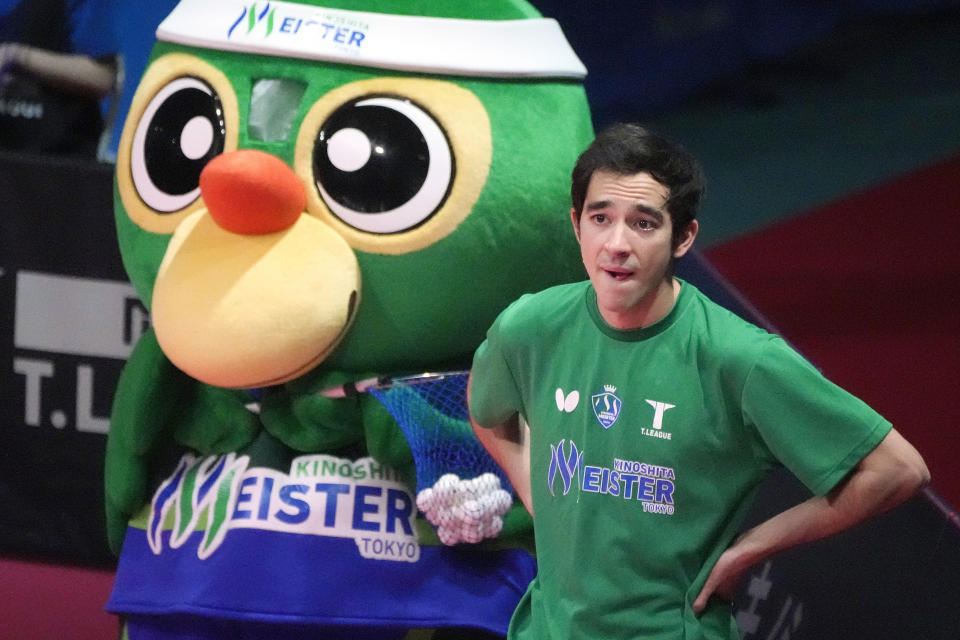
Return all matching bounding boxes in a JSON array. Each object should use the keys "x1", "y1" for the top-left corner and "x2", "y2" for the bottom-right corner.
[{"x1": 602, "y1": 267, "x2": 633, "y2": 281}]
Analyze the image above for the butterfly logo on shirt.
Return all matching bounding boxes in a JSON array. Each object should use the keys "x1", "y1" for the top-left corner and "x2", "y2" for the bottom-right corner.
[{"x1": 555, "y1": 388, "x2": 579, "y2": 413}]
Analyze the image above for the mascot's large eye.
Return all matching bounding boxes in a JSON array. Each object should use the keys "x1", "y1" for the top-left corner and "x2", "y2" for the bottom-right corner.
[
  {"x1": 130, "y1": 76, "x2": 226, "y2": 213},
  {"x1": 312, "y1": 96, "x2": 454, "y2": 234},
  {"x1": 118, "y1": 53, "x2": 238, "y2": 234},
  {"x1": 296, "y1": 78, "x2": 490, "y2": 254}
]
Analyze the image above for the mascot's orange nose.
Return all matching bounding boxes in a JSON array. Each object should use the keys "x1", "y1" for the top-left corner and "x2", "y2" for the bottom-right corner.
[{"x1": 199, "y1": 149, "x2": 306, "y2": 235}]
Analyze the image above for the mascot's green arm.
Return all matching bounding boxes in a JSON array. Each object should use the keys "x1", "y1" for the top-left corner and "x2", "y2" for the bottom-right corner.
[
  {"x1": 104, "y1": 328, "x2": 259, "y2": 553},
  {"x1": 259, "y1": 370, "x2": 378, "y2": 453},
  {"x1": 105, "y1": 329, "x2": 186, "y2": 553},
  {"x1": 258, "y1": 373, "x2": 418, "y2": 490}
]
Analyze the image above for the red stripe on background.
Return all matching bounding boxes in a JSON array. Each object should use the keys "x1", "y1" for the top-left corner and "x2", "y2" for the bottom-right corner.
[{"x1": 0, "y1": 557, "x2": 116, "y2": 638}]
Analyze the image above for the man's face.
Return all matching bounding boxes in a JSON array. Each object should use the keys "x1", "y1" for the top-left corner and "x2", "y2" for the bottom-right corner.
[{"x1": 571, "y1": 170, "x2": 697, "y2": 329}]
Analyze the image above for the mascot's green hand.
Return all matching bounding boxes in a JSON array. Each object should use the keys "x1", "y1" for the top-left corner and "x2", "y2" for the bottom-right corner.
[
  {"x1": 258, "y1": 373, "x2": 420, "y2": 494},
  {"x1": 259, "y1": 371, "x2": 372, "y2": 453},
  {"x1": 172, "y1": 385, "x2": 259, "y2": 454}
]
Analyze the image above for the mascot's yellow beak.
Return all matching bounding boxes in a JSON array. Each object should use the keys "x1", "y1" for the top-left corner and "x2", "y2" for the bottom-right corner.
[{"x1": 151, "y1": 150, "x2": 360, "y2": 389}]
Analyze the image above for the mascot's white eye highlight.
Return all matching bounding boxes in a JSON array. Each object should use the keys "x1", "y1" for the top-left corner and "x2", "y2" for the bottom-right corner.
[
  {"x1": 180, "y1": 116, "x2": 215, "y2": 160},
  {"x1": 130, "y1": 76, "x2": 226, "y2": 213},
  {"x1": 313, "y1": 95, "x2": 454, "y2": 234},
  {"x1": 326, "y1": 127, "x2": 372, "y2": 172}
]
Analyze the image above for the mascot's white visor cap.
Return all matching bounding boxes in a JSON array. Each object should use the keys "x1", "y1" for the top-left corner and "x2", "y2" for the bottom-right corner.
[{"x1": 157, "y1": 0, "x2": 587, "y2": 79}]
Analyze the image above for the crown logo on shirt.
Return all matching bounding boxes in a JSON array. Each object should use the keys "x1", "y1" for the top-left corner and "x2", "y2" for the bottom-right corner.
[{"x1": 591, "y1": 384, "x2": 622, "y2": 429}]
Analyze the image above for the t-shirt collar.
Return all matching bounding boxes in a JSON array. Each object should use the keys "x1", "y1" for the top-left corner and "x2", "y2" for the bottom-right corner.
[{"x1": 584, "y1": 278, "x2": 691, "y2": 341}]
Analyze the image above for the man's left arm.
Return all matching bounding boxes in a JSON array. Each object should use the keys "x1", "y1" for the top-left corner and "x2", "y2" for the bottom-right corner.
[{"x1": 692, "y1": 427, "x2": 929, "y2": 614}]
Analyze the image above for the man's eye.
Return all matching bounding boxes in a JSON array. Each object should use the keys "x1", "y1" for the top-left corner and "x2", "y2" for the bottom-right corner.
[
  {"x1": 592, "y1": 214, "x2": 606, "y2": 223},
  {"x1": 634, "y1": 219, "x2": 655, "y2": 230}
]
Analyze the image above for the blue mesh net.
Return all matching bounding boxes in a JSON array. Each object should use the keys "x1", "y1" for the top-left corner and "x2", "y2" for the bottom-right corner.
[{"x1": 369, "y1": 373, "x2": 512, "y2": 495}]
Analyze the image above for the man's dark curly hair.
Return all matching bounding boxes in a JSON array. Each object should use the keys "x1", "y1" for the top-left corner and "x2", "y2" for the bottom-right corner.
[{"x1": 571, "y1": 123, "x2": 705, "y2": 247}]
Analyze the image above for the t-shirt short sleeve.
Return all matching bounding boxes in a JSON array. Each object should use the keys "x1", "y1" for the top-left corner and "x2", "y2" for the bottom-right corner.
[
  {"x1": 742, "y1": 337, "x2": 892, "y2": 496},
  {"x1": 469, "y1": 309, "x2": 524, "y2": 428}
]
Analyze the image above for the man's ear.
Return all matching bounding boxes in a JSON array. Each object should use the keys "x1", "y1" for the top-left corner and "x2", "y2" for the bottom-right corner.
[
  {"x1": 672, "y1": 219, "x2": 698, "y2": 258},
  {"x1": 570, "y1": 208, "x2": 581, "y2": 243}
]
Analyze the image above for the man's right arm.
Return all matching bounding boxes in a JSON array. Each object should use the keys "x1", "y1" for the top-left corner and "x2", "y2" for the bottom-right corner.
[
  {"x1": 468, "y1": 372, "x2": 533, "y2": 515},
  {"x1": 692, "y1": 427, "x2": 928, "y2": 614}
]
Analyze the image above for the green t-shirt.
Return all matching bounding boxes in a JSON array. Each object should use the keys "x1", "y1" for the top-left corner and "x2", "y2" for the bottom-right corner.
[{"x1": 469, "y1": 279, "x2": 890, "y2": 640}]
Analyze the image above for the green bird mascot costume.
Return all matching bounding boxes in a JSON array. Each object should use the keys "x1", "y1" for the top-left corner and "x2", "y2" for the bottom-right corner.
[{"x1": 105, "y1": 0, "x2": 592, "y2": 637}]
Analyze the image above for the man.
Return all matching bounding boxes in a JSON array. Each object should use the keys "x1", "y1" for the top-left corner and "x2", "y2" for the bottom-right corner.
[{"x1": 468, "y1": 123, "x2": 929, "y2": 639}]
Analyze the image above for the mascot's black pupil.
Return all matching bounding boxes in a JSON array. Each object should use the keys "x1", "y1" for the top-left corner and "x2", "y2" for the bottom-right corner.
[
  {"x1": 314, "y1": 99, "x2": 430, "y2": 214},
  {"x1": 144, "y1": 86, "x2": 225, "y2": 196}
]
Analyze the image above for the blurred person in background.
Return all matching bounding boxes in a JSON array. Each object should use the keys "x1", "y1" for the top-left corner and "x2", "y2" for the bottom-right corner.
[{"x1": 0, "y1": 0, "x2": 118, "y2": 159}]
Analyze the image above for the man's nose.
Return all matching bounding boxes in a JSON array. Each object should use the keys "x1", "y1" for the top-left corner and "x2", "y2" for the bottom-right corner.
[{"x1": 604, "y1": 221, "x2": 630, "y2": 253}]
